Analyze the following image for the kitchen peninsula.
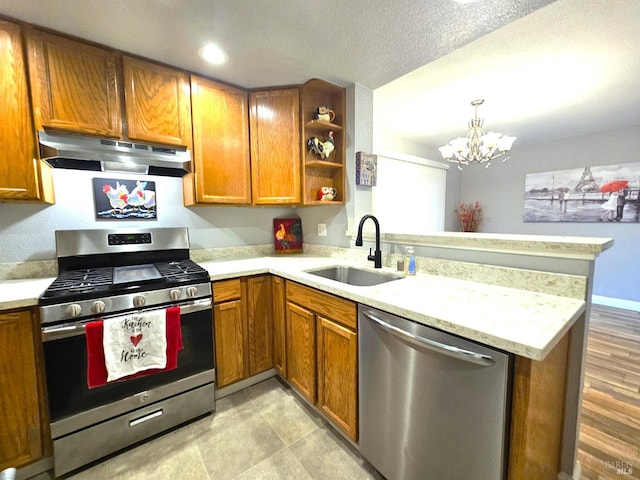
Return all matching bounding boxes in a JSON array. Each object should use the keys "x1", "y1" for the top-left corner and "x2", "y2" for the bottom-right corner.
[{"x1": 0, "y1": 233, "x2": 612, "y2": 480}]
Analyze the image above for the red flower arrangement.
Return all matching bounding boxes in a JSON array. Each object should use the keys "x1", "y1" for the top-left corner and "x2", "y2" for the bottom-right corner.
[{"x1": 455, "y1": 202, "x2": 483, "y2": 232}]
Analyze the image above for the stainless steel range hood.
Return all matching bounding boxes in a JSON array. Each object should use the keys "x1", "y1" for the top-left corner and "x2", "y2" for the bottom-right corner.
[{"x1": 38, "y1": 131, "x2": 191, "y2": 177}]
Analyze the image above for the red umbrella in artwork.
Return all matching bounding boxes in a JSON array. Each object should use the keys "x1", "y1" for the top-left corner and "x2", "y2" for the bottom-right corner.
[{"x1": 599, "y1": 180, "x2": 628, "y2": 193}]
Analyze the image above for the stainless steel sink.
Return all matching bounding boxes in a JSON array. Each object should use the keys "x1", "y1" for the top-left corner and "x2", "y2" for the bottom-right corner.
[{"x1": 305, "y1": 265, "x2": 403, "y2": 286}]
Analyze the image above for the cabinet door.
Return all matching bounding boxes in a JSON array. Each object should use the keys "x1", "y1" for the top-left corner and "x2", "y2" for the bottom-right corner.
[
  {"x1": 272, "y1": 276, "x2": 286, "y2": 377},
  {"x1": 249, "y1": 88, "x2": 301, "y2": 204},
  {"x1": 213, "y1": 298, "x2": 248, "y2": 388},
  {"x1": 286, "y1": 301, "x2": 316, "y2": 402},
  {"x1": 0, "y1": 21, "x2": 54, "y2": 203},
  {"x1": 316, "y1": 316, "x2": 358, "y2": 441},
  {"x1": 247, "y1": 275, "x2": 274, "y2": 376},
  {"x1": 186, "y1": 76, "x2": 250, "y2": 205},
  {"x1": 27, "y1": 29, "x2": 121, "y2": 137},
  {"x1": 0, "y1": 310, "x2": 44, "y2": 470},
  {"x1": 123, "y1": 56, "x2": 192, "y2": 147}
]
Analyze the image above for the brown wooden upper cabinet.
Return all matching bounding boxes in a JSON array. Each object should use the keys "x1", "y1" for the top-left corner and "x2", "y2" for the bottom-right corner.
[
  {"x1": 26, "y1": 29, "x2": 122, "y2": 138},
  {"x1": 185, "y1": 75, "x2": 251, "y2": 205},
  {"x1": 249, "y1": 88, "x2": 301, "y2": 205},
  {"x1": 0, "y1": 21, "x2": 54, "y2": 203},
  {"x1": 123, "y1": 56, "x2": 193, "y2": 148}
]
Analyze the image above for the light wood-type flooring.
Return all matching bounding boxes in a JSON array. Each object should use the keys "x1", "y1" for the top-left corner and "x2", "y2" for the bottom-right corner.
[{"x1": 579, "y1": 304, "x2": 640, "y2": 480}]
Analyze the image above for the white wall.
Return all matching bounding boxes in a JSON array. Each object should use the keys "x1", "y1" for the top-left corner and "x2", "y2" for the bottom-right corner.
[
  {"x1": 459, "y1": 123, "x2": 640, "y2": 303},
  {"x1": 0, "y1": 168, "x2": 293, "y2": 263}
]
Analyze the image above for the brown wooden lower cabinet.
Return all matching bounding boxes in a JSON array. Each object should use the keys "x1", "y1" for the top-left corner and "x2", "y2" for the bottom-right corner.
[
  {"x1": 285, "y1": 301, "x2": 316, "y2": 402},
  {"x1": 0, "y1": 308, "x2": 49, "y2": 470},
  {"x1": 271, "y1": 276, "x2": 287, "y2": 377},
  {"x1": 213, "y1": 275, "x2": 274, "y2": 388},
  {"x1": 213, "y1": 279, "x2": 248, "y2": 388},
  {"x1": 508, "y1": 333, "x2": 570, "y2": 479},
  {"x1": 284, "y1": 281, "x2": 358, "y2": 441},
  {"x1": 247, "y1": 275, "x2": 274, "y2": 376},
  {"x1": 316, "y1": 315, "x2": 358, "y2": 441}
]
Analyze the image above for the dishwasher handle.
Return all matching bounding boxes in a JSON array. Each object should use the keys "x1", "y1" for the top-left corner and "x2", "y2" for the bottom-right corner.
[{"x1": 362, "y1": 311, "x2": 496, "y2": 367}]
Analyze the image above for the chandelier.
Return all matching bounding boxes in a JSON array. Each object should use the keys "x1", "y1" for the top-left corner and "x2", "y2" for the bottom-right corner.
[{"x1": 438, "y1": 99, "x2": 516, "y2": 170}]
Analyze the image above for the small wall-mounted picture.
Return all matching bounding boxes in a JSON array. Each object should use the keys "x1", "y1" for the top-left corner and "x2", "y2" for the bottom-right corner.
[
  {"x1": 524, "y1": 161, "x2": 640, "y2": 222},
  {"x1": 356, "y1": 151, "x2": 377, "y2": 186},
  {"x1": 93, "y1": 178, "x2": 157, "y2": 220},
  {"x1": 273, "y1": 218, "x2": 303, "y2": 254}
]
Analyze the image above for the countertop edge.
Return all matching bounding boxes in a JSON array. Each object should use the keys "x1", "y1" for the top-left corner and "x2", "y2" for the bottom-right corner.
[{"x1": 0, "y1": 258, "x2": 586, "y2": 361}]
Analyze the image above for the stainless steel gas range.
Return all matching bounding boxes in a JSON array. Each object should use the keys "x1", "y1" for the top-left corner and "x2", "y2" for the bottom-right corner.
[{"x1": 38, "y1": 227, "x2": 215, "y2": 477}]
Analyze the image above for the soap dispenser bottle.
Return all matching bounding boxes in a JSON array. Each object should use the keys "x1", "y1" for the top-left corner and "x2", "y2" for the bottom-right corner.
[{"x1": 407, "y1": 247, "x2": 416, "y2": 276}]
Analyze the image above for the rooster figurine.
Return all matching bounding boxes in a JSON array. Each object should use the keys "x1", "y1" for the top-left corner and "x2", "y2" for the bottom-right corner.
[{"x1": 307, "y1": 131, "x2": 335, "y2": 159}]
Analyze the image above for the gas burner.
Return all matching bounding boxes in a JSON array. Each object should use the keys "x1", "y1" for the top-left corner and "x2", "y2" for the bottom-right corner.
[
  {"x1": 44, "y1": 268, "x2": 113, "y2": 294},
  {"x1": 155, "y1": 260, "x2": 209, "y2": 282}
]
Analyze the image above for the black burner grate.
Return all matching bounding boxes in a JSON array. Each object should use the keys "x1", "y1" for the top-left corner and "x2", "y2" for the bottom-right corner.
[
  {"x1": 40, "y1": 259, "x2": 209, "y2": 305},
  {"x1": 44, "y1": 267, "x2": 113, "y2": 294},
  {"x1": 155, "y1": 259, "x2": 210, "y2": 282}
]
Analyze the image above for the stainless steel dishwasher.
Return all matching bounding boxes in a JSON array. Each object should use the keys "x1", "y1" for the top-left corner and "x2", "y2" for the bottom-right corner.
[{"x1": 358, "y1": 305, "x2": 512, "y2": 480}]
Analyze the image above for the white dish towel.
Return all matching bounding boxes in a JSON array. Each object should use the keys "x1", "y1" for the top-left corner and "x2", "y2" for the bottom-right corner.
[{"x1": 103, "y1": 309, "x2": 168, "y2": 382}]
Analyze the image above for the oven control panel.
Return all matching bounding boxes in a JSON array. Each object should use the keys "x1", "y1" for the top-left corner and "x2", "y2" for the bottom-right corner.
[{"x1": 108, "y1": 233, "x2": 152, "y2": 246}]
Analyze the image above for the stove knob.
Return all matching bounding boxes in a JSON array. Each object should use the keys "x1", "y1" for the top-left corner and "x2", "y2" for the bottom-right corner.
[
  {"x1": 186, "y1": 286, "x2": 198, "y2": 298},
  {"x1": 65, "y1": 303, "x2": 82, "y2": 318},
  {"x1": 133, "y1": 295, "x2": 146, "y2": 308},
  {"x1": 91, "y1": 300, "x2": 106, "y2": 314},
  {"x1": 170, "y1": 289, "x2": 182, "y2": 301}
]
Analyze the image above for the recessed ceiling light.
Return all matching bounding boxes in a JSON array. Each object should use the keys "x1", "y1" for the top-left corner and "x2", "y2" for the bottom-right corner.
[{"x1": 198, "y1": 44, "x2": 228, "y2": 65}]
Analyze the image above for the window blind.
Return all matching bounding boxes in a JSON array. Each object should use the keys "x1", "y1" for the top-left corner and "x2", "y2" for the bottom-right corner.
[{"x1": 372, "y1": 154, "x2": 447, "y2": 234}]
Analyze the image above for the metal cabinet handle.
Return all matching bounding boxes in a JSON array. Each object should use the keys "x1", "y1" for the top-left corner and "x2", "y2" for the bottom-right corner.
[{"x1": 362, "y1": 311, "x2": 496, "y2": 367}]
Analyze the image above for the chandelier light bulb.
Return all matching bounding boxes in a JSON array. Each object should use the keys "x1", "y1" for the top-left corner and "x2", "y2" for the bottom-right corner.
[{"x1": 439, "y1": 99, "x2": 516, "y2": 169}]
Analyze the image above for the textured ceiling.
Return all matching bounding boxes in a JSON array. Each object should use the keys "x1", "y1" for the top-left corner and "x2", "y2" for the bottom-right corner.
[
  {"x1": 374, "y1": 0, "x2": 640, "y2": 150},
  {"x1": 1, "y1": 0, "x2": 638, "y2": 152},
  {"x1": 0, "y1": 0, "x2": 553, "y2": 89}
]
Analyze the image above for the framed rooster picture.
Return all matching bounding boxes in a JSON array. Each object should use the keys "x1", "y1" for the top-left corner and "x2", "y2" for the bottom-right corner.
[
  {"x1": 273, "y1": 218, "x2": 303, "y2": 254},
  {"x1": 93, "y1": 178, "x2": 157, "y2": 220}
]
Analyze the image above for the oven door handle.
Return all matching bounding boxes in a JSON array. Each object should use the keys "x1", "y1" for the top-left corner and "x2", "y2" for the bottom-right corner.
[
  {"x1": 42, "y1": 323, "x2": 87, "y2": 341},
  {"x1": 41, "y1": 298, "x2": 212, "y2": 342}
]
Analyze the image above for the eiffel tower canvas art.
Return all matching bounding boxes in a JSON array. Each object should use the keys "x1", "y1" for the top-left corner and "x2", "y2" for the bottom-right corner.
[{"x1": 523, "y1": 161, "x2": 640, "y2": 222}]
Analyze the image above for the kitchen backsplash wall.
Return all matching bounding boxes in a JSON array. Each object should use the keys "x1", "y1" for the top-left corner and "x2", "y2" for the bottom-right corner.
[{"x1": 0, "y1": 168, "x2": 295, "y2": 264}]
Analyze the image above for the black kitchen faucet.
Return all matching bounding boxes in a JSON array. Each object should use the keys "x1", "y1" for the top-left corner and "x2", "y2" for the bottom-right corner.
[{"x1": 355, "y1": 214, "x2": 382, "y2": 268}]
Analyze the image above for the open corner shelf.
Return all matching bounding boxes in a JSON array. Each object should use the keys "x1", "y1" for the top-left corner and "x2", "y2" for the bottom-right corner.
[
  {"x1": 301, "y1": 79, "x2": 346, "y2": 205},
  {"x1": 305, "y1": 120, "x2": 343, "y2": 131},
  {"x1": 305, "y1": 160, "x2": 343, "y2": 168}
]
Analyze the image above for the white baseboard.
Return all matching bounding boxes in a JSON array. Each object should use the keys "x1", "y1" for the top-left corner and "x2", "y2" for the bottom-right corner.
[{"x1": 592, "y1": 295, "x2": 640, "y2": 312}]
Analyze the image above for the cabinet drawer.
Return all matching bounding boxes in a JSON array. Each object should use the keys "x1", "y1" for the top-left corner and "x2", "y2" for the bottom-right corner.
[
  {"x1": 286, "y1": 281, "x2": 356, "y2": 330},
  {"x1": 213, "y1": 279, "x2": 242, "y2": 303}
]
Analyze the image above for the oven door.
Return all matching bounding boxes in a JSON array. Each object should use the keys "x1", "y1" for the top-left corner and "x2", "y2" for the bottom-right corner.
[{"x1": 41, "y1": 298, "x2": 215, "y2": 437}]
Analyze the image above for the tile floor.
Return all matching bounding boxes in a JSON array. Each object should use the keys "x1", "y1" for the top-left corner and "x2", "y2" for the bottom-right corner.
[{"x1": 63, "y1": 377, "x2": 383, "y2": 480}]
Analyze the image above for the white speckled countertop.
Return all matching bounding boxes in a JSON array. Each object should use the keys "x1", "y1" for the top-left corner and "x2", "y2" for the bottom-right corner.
[
  {"x1": 0, "y1": 254, "x2": 586, "y2": 361},
  {"x1": 198, "y1": 255, "x2": 585, "y2": 361}
]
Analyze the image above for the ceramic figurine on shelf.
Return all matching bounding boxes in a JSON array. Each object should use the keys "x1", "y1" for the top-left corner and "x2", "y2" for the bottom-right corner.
[
  {"x1": 317, "y1": 187, "x2": 337, "y2": 201},
  {"x1": 307, "y1": 131, "x2": 335, "y2": 159},
  {"x1": 314, "y1": 105, "x2": 335, "y2": 123}
]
